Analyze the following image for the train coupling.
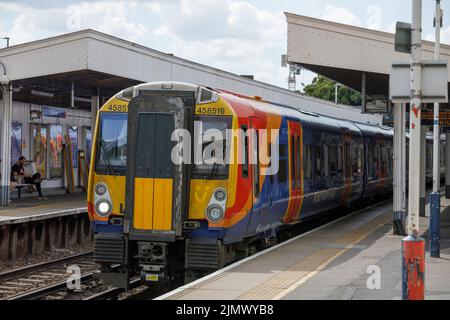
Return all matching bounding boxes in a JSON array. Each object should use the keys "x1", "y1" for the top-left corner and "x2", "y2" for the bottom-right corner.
[{"x1": 140, "y1": 265, "x2": 168, "y2": 285}]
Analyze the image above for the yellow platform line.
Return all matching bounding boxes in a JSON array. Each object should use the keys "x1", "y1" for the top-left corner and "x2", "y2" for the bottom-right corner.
[{"x1": 237, "y1": 211, "x2": 392, "y2": 300}]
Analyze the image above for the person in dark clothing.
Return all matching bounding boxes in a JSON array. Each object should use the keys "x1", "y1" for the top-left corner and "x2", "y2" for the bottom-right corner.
[{"x1": 11, "y1": 156, "x2": 46, "y2": 199}]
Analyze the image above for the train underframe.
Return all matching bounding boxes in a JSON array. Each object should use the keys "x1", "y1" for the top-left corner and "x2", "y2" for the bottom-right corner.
[{"x1": 94, "y1": 231, "x2": 282, "y2": 290}]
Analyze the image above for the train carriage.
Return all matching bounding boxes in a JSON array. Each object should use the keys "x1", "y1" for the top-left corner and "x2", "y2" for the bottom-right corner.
[{"x1": 87, "y1": 81, "x2": 436, "y2": 289}]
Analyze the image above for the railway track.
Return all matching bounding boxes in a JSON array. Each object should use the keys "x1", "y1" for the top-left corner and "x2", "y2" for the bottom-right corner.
[{"x1": 0, "y1": 251, "x2": 98, "y2": 300}]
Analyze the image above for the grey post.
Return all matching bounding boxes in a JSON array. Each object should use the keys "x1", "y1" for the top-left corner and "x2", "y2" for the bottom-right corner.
[
  {"x1": 91, "y1": 87, "x2": 100, "y2": 132},
  {"x1": 0, "y1": 61, "x2": 11, "y2": 207}
]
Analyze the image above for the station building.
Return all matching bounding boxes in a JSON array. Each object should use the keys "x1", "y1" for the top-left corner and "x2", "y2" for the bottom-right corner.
[{"x1": 0, "y1": 29, "x2": 381, "y2": 205}]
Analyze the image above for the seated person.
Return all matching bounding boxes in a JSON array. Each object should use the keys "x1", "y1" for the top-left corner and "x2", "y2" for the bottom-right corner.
[{"x1": 11, "y1": 156, "x2": 46, "y2": 200}]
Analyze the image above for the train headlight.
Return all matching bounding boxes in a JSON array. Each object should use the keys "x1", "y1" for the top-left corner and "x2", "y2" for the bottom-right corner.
[
  {"x1": 95, "y1": 183, "x2": 108, "y2": 196},
  {"x1": 206, "y1": 205, "x2": 225, "y2": 223},
  {"x1": 95, "y1": 199, "x2": 112, "y2": 217},
  {"x1": 214, "y1": 189, "x2": 227, "y2": 202}
]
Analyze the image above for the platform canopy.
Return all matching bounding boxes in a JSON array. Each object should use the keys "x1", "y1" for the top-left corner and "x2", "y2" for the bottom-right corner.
[{"x1": 285, "y1": 12, "x2": 450, "y2": 106}]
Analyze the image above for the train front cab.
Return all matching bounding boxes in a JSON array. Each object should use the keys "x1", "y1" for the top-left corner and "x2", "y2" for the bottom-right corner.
[{"x1": 91, "y1": 82, "x2": 245, "y2": 288}]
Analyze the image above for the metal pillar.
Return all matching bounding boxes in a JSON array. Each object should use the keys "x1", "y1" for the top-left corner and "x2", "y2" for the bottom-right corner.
[
  {"x1": 446, "y1": 133, "x2": 450, "y2": 198},
  {"x1": 71, "y1": 81, "x2": 75, "y2": 109},
  {"x1": 394, "y1": 103, "x2": 406, "y2": 235},
  {"x1": 402, "y1": 0, "x2": 425, "y2": 301},
  {"x1": 419, "y1": 127, "x2": 427, "y2": 217},
  {"x1": 91, "y1": 87, "x2": 100, "y2": 132},
  {"x1": 401, "y1": 104, "x2": 407, "y2": 216},
  {"x1": 430, "y1": 0, "x2": 442, "y2": 258},
  {"x1": 0, "y1": 83, "x2": 12, "y2": 207}
]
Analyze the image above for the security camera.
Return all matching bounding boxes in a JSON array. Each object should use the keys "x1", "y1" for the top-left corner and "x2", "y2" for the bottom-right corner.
[{"x1": 0, "y1": 74, "x2": 9, "y2": 86}]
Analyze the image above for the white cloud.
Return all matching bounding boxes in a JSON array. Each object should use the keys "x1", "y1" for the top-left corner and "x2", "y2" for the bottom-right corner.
[
  {"x1": 322, "y1": 5, "x2": 361, "y2": 26},
  {"x1": 0, "y1": 1, "x2": 148, "y2": 45},
  {"x1": 0, "y1": 0, "x2": 290, "y2": 88},
  {"x1": 152, "y1": 0, "x2": 287, "y2": 87}
]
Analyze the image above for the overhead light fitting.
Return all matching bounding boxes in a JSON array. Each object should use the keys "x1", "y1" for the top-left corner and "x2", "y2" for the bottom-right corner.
[
  {"x1": 31, "y1": 90, "x2": 54, "y2": 98},
  {"x1": 74, "y1": 96, "x2": 91, "y2": 103}
]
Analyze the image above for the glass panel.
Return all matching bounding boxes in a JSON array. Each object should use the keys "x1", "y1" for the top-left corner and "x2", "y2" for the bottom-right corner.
[
  {"x1": 69, "y1": 126, "x2": 78, "y2": 168},
  {"x1": 329, "y1": 145, "x2": 338, "y2": 177},
  {"x1": 192, "y1": 116, "x2": 232, "y2": 179},
  {"x1": 11, "y1": 122, "x2": 22, "y2": 166},
  {"x1": 241, "y1": 126, "x2": 249, "y2": 178},
  {"x1": 278, "y1": 144, "x2": 287, "y2": 183},
  {"x1": 86, "y1": 127, "x2": 92, "y2": 165},
  {"x1": 49, "y1": 125, "x2": 63, "y2": 178},
  {"x1": 95, "y1": 113, "x2": 128, "y2": 174},
  {"x1": 32, "y1": 125, "x2": 47, "y2": 178}
]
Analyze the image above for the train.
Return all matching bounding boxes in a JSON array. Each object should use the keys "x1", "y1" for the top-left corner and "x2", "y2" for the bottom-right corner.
[{"x1": 87, "y1": 81, "x2": 444, "y2": 289}]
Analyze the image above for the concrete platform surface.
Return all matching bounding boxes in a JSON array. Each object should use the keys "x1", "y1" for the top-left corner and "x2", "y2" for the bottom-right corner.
[
  {"x1": 157, "y1": 198, "x2": 450, "y2": 300},
  {"x1": 0, "y1": 193, "x2": 87, "y2": 225}
]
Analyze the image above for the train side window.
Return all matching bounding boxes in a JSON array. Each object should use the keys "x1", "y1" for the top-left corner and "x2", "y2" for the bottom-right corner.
[
  {"x1": 368, "y1": 144, "x2": 374, "y2": 180},
  {"x1": 241, "y1": 125, "x2": 249, "y2": 178},
  {"x1": 278, "y1": 144, "x2": 287, "y2": 183},
  {"x1": 305, "y1": 144, "x2": 312, "y2": 180},
  {"x1": 329, "y1": 145, "x2": 338, "y2": 178},
  {"x1": 315, "y1": 145, "x2": 322, "y2": 178},
  {"x1": 268, "y1": 142, "x2": 274, "y2": 184},
  {"x1": 357, "y1": 145, "x2": 363, "y2": 176},
  {"x1": 323, "y1": 145, "x2": 329, "y2": 178},
  {"x1": 338, "y1": 145, "x2": 343, "y2": 175}
]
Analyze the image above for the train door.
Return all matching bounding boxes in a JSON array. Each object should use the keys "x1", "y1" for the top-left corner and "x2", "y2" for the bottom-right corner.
[
  {"x1": 125, "y1": 93, "x2": 194, "y2": 239},
  {"x1": 284, "y1": 121, "x2": 303, "y2": 224},
  {"x1": 341, "y1": 132, "x2": 352, "y2": 205},
  {"x1": 245, "y1": 117, "x2": 264, "y2": 234}
]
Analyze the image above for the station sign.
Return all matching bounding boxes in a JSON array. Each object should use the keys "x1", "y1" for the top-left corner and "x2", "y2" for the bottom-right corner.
[
  {"x1": 421, "y1": 110, "x2": 450, "y2": 128},
  {"x1": 42, "y1": 106, "x2": 67, "y2": 119},
  {"x1": 390, "y1": 60, "x2": 448, "y2": 104},
  {"x1": 395, "y1": 22, "x2": 412, "y2": 54},
  {"x1": 363, "y1": 95, "x2": 391, "y2": 114}
]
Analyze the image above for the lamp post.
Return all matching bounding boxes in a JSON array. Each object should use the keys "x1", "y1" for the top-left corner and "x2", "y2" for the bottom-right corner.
[{"x1": 402, "y1": 0, "x2": 426, "y2": 301}]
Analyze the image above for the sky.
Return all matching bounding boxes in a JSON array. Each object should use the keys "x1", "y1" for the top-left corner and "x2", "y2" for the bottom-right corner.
[{"x1": 0, "y1": 0, "x2": 448, "y2": 90}]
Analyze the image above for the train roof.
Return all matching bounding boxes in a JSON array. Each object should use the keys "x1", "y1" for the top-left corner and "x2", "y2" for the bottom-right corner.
[{"x1": 226, "y1": 91, "x2": 392, "y2": 138}]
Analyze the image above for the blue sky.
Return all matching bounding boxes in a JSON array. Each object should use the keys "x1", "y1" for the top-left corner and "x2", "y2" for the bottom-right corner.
[{"x1": 0, "y1": 1, "x2": 447, "y2": 89}]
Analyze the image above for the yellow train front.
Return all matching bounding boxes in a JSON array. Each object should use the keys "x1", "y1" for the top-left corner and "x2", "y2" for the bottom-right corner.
[{"x1": 88, "y1": 81, "x2": 398, "y2": 289}]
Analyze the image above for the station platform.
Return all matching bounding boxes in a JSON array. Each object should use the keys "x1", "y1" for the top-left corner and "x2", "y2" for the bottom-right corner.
[
  {"x1": 0, "y1": 193, "x2": 87, "y2": 226},
  {"x1": 157, "y1": 198, "x2": 450, "y2": 300},
  {"x1": 0, "y1": 193, "x2": 90, "y2": 262}
]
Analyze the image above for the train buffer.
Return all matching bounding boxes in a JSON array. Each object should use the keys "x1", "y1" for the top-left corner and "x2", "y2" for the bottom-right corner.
[{"x1": 157, "y1": 198, "x2": 450, "y2": 300}]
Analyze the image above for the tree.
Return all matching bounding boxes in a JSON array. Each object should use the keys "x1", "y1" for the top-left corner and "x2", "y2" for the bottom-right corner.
[{"x1": 302, "y1": 75, "x2": 362, "y2": 106}]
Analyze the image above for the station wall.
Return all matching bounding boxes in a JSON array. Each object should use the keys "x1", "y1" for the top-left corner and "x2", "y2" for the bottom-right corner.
[{"x1": 0, "y1": 100, "x2": 91, "y2": 191}]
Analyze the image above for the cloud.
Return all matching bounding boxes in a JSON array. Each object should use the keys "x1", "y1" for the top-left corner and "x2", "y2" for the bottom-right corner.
[
  {"x1": 0, "y1": 1, "x2": 148, "y2": 44},
  {"x1": 322, "y1": 5, "x2": 361, "y2": 26},
  {"x1": 151, "y1": 0, "x2": 287, "y2": 86},
  {"x1": 0, "y1": 0, "x2": 290, "y2": 88}
]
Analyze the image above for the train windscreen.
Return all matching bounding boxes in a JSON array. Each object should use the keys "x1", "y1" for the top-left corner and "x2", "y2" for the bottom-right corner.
[{"x1": 95, "y1": 112, "x2": 128, "y2": 175}]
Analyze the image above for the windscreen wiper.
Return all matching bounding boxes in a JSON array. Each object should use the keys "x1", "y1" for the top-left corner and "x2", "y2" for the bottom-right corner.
[{"x1": 97, "y1": 139, "x2": 117, "y2": 175}]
